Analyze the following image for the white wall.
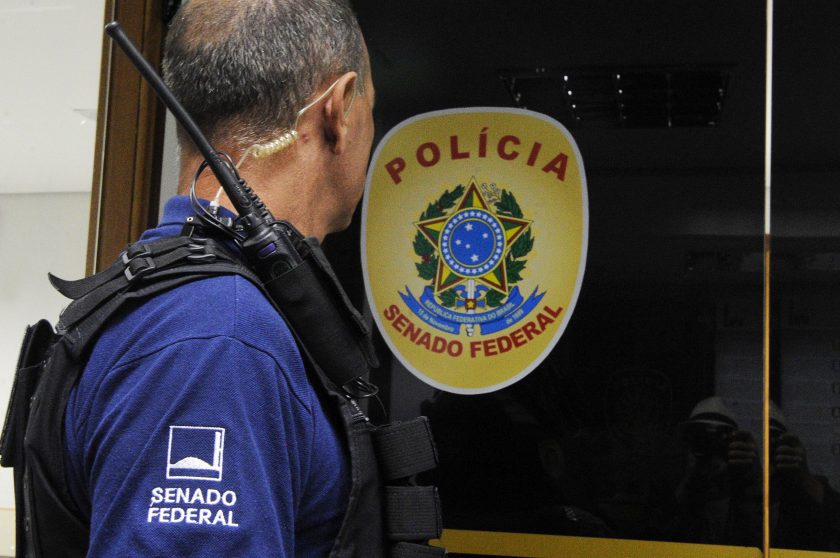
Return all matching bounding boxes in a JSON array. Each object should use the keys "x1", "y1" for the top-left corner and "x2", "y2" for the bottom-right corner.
[
  {"x1": 0, "y1": 1, "x2": 104, "y2": 554},
  {"x1": 160, "y1": 110, "x2": 181, "y2": 215},
  {"x1": 0, "y1": 1, "x2": 104, "y2": 194}
]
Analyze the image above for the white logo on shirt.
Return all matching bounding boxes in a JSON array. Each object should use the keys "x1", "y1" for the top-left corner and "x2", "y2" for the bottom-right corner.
[
  {"x1": 147, "y1": 426, "x2": 239, "y2": 528},
  {"x1": 166, "y1": 426, "x2": 225, "y2": 481}
]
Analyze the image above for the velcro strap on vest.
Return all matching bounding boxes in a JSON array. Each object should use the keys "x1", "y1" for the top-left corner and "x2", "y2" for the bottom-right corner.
[
  {"x1": 49, "y1": 236, "x2": 194, "y2": 299},
  {"x1": 372, "y1": 417, "x2": 438, "y2": 481},
  {"x1": 390, "y1": 542, "x2": 446, "y2": 558},
  {"x1": 386, "y1": 486, "x2": 442, "y2": 541}
]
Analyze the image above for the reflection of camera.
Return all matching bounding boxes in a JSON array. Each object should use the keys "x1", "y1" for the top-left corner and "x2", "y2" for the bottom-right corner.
[
  {"x1": 681, "y1": 422, "x2": 735, "y2": 457},
  {"x1": 768, "y1": 401, "x2": 788, "y2": 458},
  {"x1": 769, "y1": 424, "x2": 786, "y2": 456}
]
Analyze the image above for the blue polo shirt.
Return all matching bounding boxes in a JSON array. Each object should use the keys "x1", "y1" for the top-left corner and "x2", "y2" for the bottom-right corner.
[{"x1": 64, "y1": 197, "x2": 350, "y2": 557}]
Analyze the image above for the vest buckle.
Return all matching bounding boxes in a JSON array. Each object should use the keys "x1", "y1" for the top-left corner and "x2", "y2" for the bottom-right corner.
[{"x1": 124, "y1": 256, "x2": 156, "y2": 282}]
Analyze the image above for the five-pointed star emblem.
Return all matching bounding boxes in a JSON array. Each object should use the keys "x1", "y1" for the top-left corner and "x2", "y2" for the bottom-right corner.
[{"x1": 415, "y1": 179, "x2": 531, "y2": 296}]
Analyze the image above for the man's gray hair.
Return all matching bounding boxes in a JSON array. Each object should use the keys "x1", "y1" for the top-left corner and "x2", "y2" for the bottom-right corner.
[{"x1": 163, "y1": 0, "x2": 366, "y2": 150}]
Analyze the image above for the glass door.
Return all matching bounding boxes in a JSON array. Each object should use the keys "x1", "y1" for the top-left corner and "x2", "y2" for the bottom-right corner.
[{"x1": 356, "y1": 0, "x2": 769, "y2": 554}]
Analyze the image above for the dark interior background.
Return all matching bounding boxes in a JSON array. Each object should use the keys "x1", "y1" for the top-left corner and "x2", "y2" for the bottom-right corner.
[{"x1": 320, "y1": 1, "x2": 840, "y2": 551}]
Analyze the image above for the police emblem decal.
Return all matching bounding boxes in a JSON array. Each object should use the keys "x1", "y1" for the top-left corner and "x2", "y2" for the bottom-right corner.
[{"x1": 363, "y1": 108, "x2": 588, "y2": 394}]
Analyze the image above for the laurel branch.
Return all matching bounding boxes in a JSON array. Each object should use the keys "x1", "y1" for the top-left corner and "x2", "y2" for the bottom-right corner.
[
  {"x1": 485, "y1": 189, "x2": 534, "y2": 306},
  {"x1": 413, "y1": 185, "x2": 533, "y2": 308},
  {"x1": 413, "y1": 184, "x2": 464, "y2": 286}
]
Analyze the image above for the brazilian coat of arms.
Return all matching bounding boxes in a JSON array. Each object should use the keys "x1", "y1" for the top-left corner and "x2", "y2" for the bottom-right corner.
[{"x1": 401, "y1": 178, "x2": 546, "y2": 336}]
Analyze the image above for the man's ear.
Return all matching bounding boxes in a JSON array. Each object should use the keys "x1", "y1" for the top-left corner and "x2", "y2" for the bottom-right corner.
[{"x1": 323, "y1": 71, "x2": 359, "y2": 154}]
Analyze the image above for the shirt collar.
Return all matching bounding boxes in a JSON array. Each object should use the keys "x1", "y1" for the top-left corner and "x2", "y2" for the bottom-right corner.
[{"x1": 141, "y1": 196, "x2": 237, "y2": 242}]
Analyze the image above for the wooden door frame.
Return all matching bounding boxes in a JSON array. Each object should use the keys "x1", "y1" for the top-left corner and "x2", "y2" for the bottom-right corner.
[{"x1": 87, "y1": 0, "x2": 167, "y2": 274}]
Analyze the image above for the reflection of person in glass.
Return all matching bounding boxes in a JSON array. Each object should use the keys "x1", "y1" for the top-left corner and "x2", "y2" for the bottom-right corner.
[
  {"x1": 769, "y1": 404, "x2": 840, "y2": 551},
  {"x1": 672, "y1": 396, "x2": 761, "y2": 546}
]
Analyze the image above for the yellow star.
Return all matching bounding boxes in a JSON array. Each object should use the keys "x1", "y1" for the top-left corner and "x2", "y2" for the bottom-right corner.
[{"x1": 415, "y1": 178, "x2": 531, "y2": 296}]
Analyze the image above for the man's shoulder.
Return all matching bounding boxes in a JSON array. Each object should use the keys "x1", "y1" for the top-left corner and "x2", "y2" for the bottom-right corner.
[{"x1": 89, "y1": 272, "x2": 297, "y2": 372}]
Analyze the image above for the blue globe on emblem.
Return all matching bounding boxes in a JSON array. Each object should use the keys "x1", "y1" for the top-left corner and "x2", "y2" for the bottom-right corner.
[{"x1": 440, "y1": 209, "x2": 505, "y2": 277}]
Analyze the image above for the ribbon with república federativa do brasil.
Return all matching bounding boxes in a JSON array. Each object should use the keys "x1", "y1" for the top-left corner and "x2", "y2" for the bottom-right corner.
[{"x1": 362, "y1": 108, "x2": 588, "y2": 394}]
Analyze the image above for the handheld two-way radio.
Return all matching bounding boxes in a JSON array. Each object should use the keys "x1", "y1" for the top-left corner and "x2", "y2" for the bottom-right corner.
[
  {"x1": 104, "y1": 21, "x2": 380, "y2": 395},
  {"x1": 105, "y1": 21, "x2": 302, "y2": 278}
]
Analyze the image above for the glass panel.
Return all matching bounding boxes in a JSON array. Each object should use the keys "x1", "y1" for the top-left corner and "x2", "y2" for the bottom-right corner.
[
  {"x1": 357, "y1": 0, "x2": 767, "y2": 553},
  {"x1": 770, "y1": 1, "x2": 840, "y2": 553}
]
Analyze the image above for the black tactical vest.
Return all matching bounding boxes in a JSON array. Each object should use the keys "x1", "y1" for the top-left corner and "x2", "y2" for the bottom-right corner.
[{"x1": 1, "y1": 233, "x2": 444, "y2": 558}]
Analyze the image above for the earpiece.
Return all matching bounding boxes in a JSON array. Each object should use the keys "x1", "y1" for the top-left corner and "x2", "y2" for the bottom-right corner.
[{"x1": 236, "y1": 75, "x2": 354, "y2": 169}]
